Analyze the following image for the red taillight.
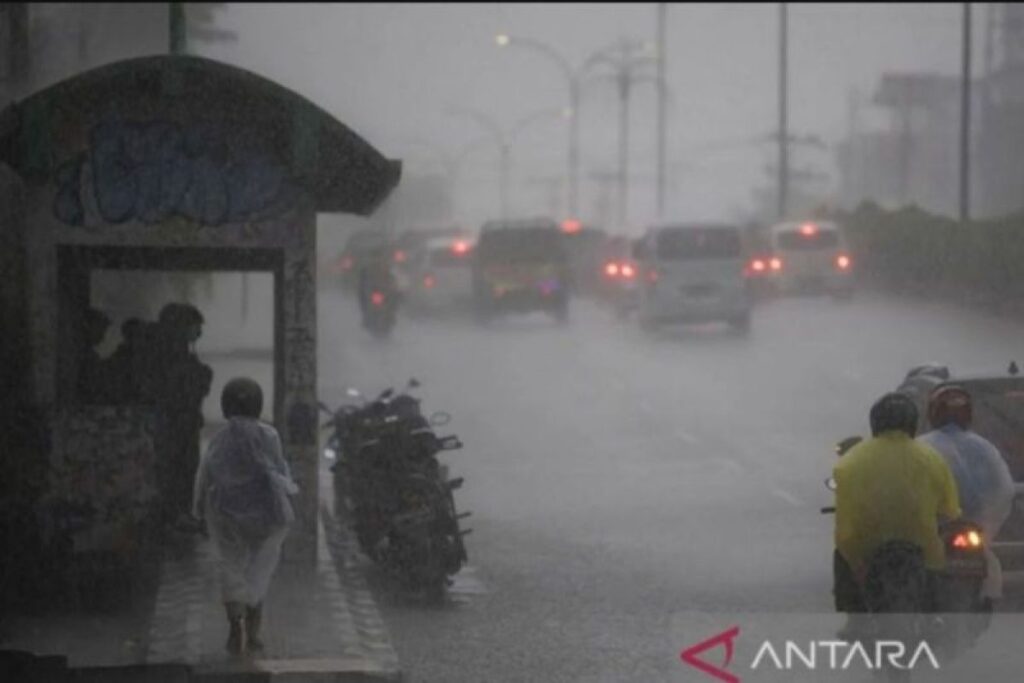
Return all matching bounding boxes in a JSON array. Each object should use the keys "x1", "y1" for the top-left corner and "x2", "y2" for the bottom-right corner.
[
  {"x1": 769, "y1": 257, "x2": 783, "y2": 272},
  {"x1": 800, "y1": 223, "x2": 818, "y2": 237},
  {"x1": 393, "y1": 250, "x2": 407, "y2": 263},
  {"x1": 745, "y1": 259, "x2": 767, "y2": 277},
  {"x1": 836, "y1": 254, "x2": 851, "y2": 270},
  {"x1": 605, "y1": 262, "x2": 620, "y2": 277},
  {"x1": 621, "y1": 264, "x2": 635, "y2": 278},
  {"x1": 952, "y1": 530, "x2": 983, "y2": 549},
  {"x1": 423, "y1": 275, "x2": 436, "y2": 289},
  {"x1": 371, "y1": 291, "x2": 386, "y2": 306},
  {"x1": 452, "y1": 241, "x2": 470, "y2": 255},
  {"x1": 561, "y1": 218, "x2": 582, "y2": 234}
]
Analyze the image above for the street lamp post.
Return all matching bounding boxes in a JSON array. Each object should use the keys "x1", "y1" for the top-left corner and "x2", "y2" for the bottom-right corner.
[
  {"x1": 496, "y1": 34, "x2": 590, "y2": 219},
  {"x1": 448, "y1": 107, "x2": 566, "y2": 221}
]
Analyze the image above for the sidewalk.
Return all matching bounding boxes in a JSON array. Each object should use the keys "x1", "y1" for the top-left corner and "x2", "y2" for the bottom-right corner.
[
  {"x1": 145, "y1": 502, "x2": 401, "y2": 681},
  {"x1": 1, "y1": 500, "x2": 402, "y2": 682}
]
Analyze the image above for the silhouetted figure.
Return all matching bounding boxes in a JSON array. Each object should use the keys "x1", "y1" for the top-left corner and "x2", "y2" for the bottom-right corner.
[
  {"x1": 106, "y1": 318, "x2": 146, "y2": 404},
  {"x1": 153, "y1": 303, "x2": 213, "y2": 525},
  {"x1": 78, "y1": 308, "x2": 112, "y2": 404}
]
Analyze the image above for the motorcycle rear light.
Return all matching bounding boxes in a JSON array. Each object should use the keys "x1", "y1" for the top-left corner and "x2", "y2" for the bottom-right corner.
[
  {"x1": 393, "y1": 250, "x2": 407, "y2": 263},
  {"x1": 371, "y1": 292, "x2": 386, "y2": 306},
  {"x1": 952, "y1": 530, "x2": 983, "y2": 549},
  {"x1": 423, "y1": 275, "x2": 436, "y2": 289},
  {"x1": 452, "y1": 240, "x2": 471, "y2": 255},
  {"x1": 769, "y1": 257, "x2": 783, "y2": 271},
  {"x1": 836, "y1": 254, "x2": 851, "y2": 270},
  {"x1": 605, "y1": 262, "x2": 620, "y2": 277}
]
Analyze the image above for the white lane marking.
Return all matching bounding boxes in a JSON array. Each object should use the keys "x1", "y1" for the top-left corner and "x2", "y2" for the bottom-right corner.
[{"x1": 771, "y1": 487, "x2": 803, "y2": 507}]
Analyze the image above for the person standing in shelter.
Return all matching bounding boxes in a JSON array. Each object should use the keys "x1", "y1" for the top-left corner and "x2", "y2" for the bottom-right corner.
[
  {"x1": 154, "y1": 303, "x2": 213, "y2": 525},
  {"x1": 77, "y1": 307, "x2": 113, "y2": 404}
]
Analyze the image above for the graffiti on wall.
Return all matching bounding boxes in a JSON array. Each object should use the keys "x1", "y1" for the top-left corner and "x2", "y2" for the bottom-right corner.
[{"x1": 54, "y1": 119, "x2": 300, "y2": 228}]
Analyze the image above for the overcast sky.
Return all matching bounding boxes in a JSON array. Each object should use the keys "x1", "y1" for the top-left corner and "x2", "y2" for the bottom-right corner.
[{"x1": 197, "y1": 3, "x2": 980, "y2": 228}]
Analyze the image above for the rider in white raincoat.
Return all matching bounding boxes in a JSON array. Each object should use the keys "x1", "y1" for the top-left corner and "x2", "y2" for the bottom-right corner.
[
  {"x1": 918, "y1": 385, "x2": 1017, "y2": 601},
  {"x1": 192, "y1": 377, "x2": 298, "y2": 656}
]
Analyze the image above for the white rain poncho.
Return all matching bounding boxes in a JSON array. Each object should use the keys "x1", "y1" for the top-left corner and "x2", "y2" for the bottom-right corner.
[
  {"x1": 192, "y1": 417, "x2": 299, "y2": 605},
  {"x1": 918, "y1": 424, "x2": 1016, "y2": 598}
]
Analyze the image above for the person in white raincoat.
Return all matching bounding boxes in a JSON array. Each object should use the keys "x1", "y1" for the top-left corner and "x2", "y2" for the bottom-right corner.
[
  {"x1": 918, "y1": 385, "x2": 1017, "y2": 602},
  {"x1": 192, "y1": 377, "x2": 298, "y2": 656}
]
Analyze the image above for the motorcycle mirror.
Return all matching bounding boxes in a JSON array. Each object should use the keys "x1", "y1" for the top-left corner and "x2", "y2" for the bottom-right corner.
[
  {"x1": 380, "y1": 388, "x2": 395, "y2": 400},
  {"x1": 825, "y1": 477, "x2": 837, "y2": 492},
  {"x1": 409, "y1": 378, "x2": 421, "y2": 389},
  {"x1": 835, "y1": 436, "x2": 862, "y2": 457},
  {"x1": 430, "y1": 411, "x2": 451, "y2": 427}
]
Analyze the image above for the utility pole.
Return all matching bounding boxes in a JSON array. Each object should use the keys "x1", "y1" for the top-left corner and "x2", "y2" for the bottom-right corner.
[
  {"x1": 2, "y1": 4, "x2": 31, "y2": 102},
  {"x1": 960, "y1": 2, "x2": 971, "y2": 224},
  {"x1": 617, "y1": 57, "x2": 631, "y2": 228},
  {"x1": 778, "y1": 2, "x2": 789, "y2": 220},
  {"x1": 170, "y1": 2, "x2": 187, "y2": 55},
  {"x1": 656, "y1": 2, "x2": 667, "y2": 218}
]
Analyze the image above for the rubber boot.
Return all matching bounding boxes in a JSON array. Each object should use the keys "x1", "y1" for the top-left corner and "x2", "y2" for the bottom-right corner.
[
  {"x1": 225, "y1": 601, "x2": 247, "y2": 656},
  {"x1": 245, "y1": 603, "x2": 265, "y2": 654}
]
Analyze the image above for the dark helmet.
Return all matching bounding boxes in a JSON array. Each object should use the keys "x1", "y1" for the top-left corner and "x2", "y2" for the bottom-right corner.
[
  {"x1": 221, "y1": 377, "x2": 264, "y2": 419},
  {"x1": 870, "y1": 392, "x2": 919, "y2": 437},
  {"x1": 928, "y1": 384, "x2": 972, "y2": 430}
]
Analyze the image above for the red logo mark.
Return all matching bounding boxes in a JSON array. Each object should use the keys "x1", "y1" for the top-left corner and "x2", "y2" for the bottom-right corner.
[{"x1": 680, "y1": 625, "x2": 741, "y2": 683}]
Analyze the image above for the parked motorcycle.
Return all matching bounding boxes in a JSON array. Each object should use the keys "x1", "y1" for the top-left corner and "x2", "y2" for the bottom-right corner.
[
  {"x1": 319, "y1": 379, "x2": 470, "y2": 598},
  {"x1": 822, "y1": 435, "x2": 991, "y2": 676}
]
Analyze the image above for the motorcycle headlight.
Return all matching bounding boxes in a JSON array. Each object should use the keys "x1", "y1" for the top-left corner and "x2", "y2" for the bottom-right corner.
[{"x1": 324, "y1": 447, "x2": 337, "y2": 462}]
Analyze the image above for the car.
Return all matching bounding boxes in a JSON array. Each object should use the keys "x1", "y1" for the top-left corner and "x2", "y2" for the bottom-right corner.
[
  {"x1": 598, "y1": 235, "x2": 641, "y2": 319},
  {"x1": 472, "y1": 218, "x2": 572, "y2": 323},
  {"x1": 335, "y1": 229, "x2": 393, "y2": 291},
  {"x1": 392, "y1": 227, "x2": 471, "y2": 295},
  {"x1": 896, "y1": 362, "x2": 1024, "y2": 591},
  {"x1": 403, "y1": 236, "x2": 476, "y2": 315},
  {"x1": 633, "y1": 223, "x2": 753, "y2": 332},
  {"x1": 559, "y1": 220, "x2": 609, "y2": 299},
  {"x1": 762, "y1": 220, "x2": 854, "y2": 299}
]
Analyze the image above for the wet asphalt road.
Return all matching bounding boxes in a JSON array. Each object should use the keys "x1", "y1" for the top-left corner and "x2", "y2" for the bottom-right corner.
[{"x1": 315, "y1": 287, "x2": 1024, "y2": 683}]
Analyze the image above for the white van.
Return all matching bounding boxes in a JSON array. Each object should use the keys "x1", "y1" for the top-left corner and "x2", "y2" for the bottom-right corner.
[
  {"x1": 403, "y1": 236, "x2": 476, "y2": 313},
  {"x1": 765, "y1": 220, "x2": 854, "y2": 298},
  {"x1": 634, "y1": 223, "x2": 752, "y2": 332}
]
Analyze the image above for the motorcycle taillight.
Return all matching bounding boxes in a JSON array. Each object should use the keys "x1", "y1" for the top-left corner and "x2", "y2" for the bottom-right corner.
[{"x1": 951, "y1": 530, "x2": 983, "y2": 549}]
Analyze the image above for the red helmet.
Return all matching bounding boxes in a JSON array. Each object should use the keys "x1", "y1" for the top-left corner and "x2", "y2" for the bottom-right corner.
[{"x1": 928, "y1": 384, "x2": 972, "y2": 430}]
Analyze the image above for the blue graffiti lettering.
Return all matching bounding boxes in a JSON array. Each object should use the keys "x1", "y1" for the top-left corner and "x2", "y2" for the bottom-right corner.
[{"x1": 54, "y1": 118, "x2": 299, "y2": 227}]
